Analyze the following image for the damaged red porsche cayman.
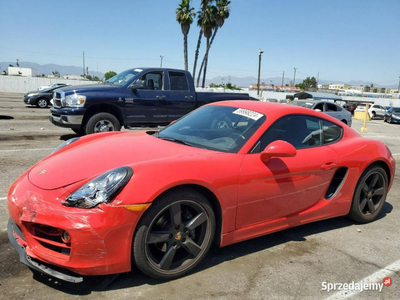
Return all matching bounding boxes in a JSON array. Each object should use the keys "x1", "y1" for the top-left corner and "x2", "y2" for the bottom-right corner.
[{"x1": 8, "y1": 101, "x2": 395, "y2": 282}]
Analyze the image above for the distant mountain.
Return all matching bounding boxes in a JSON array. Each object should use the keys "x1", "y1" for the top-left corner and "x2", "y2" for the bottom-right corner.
[
  {"x1": 0, "y1": 62, "x2": 104, "y2": 78},
  {"x1": 206, "y1": 76, "x2": 397, "y2": 89}
]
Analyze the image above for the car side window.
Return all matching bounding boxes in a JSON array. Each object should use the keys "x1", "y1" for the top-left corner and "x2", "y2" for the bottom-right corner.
[
  {"x1": 314, "y1": 103, "x2": 324, "y2": 111},
  {"x1": 169, "y1": 72, "x2": 189, "y2": 91},
  {"x1": 137, "y1": 72, "x2": 163, "y2": 90},
  {"x1": 326, "y1": 103, "x2": 338, "y2": 111},
  {"x1": 250, "y1": 115, "x2": 323, "y2": 153},
  {"x1": 322, "y1": 120, "x2": 342, "y2": 144}
]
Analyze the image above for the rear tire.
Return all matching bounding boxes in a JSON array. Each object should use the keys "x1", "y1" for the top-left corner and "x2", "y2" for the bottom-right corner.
[
  {"x1": 348, "y1": 165, "x2": 388, "y2": 223},
  {"x1": 371, "y1": 111, "x2": 376, "y2": 119},
  {"x1": 85, "y1": 113, "x2": 121, "y2": 135},
  {"x1": 133, "y1": 188, "x2": 215, "y2": 280}
]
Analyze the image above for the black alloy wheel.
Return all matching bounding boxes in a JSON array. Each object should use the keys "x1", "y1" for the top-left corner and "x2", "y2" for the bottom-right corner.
[
  {"x1": 348, "y1": 166, "x2": 388, "y2": 223},
  {"x1": 133, "y1": 189, "x2": 215, "y2": 279}
]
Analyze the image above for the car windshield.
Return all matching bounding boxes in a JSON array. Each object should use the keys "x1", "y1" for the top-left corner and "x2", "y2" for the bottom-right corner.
[
  {"x1": 157, "y1": 105, "x2": 266, "y2": 153},
  {"x1": 106, "y1": 69, "x2": 141, "y2": 86},
  {"x1": 392, "y1": 108, "x2": 400, "y2": 113},
  {"x1": 290, "y1": 100, "x2": 314, "y2": 109}
]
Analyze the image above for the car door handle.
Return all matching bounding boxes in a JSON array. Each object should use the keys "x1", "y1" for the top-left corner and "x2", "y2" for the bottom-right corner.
[
  {"x1": 321, "y1": 162, "x2": 337, "y2": 170},
  {"x1": 185, "y1": 95, "x2": 194, "y2": 100},
  {"x1": 156, "y1": 95, "x2": 166, "y2": 100}
]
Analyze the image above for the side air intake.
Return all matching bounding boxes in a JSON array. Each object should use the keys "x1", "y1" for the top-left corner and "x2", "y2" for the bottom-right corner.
[{"x1": 325, "y1": 167, "x2": 348, "y2": 200}]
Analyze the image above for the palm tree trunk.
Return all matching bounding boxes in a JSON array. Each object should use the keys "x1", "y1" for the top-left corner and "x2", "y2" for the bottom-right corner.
[
  {"x1": 196, "y1": 28, "x2": 218, "y2": 88},
  {"x1": 183, "y1": 33, "x2": 188, "y2": 71},
  {"x1": 192, "y1": 28, "x2": 203, "y2": 82},
  {"x1": 196, "y1": 38, "x2": 208, "y2": 88}
]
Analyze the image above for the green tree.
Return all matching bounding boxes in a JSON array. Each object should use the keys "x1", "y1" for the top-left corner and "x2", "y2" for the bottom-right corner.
[
  {"x1": 86, "y1": 74, "x2": 93, "y2": 80},
  {"x1": 176, "y1": 0, "x2": 195, "y2": 71},
  {"x1": 52, "y1": 70, "x2": 60, "y2": 77},
  {"x1": 295, "y1": 83, "x2": 305, "y2": 90},
  {"x1": 364, "y1": 85, "x2": 370, "y2": 92},
  {"x1": 93, "y1": 76, "x2": 100, "y2": 81},
  {"x1": 104, "y1": 71, "x2": 117, "y2": 80},
  {"x1": 198, "y1": 0, "x2": 231, "y2": 88},
  {"x1": 192, "y1": 0, "x2": 212, "y2": 84},
  {"x1": 302, "y1": 77, "x2": 317, "y2": 90}
]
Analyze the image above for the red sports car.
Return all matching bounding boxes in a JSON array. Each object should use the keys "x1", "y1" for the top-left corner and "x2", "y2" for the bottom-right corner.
[{"x1": 7, "y1": 101, "x2": 395, "y2": 282}]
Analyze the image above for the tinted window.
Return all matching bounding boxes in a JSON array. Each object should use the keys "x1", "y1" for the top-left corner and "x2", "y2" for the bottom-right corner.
[
  {"x1": 326, "y1": 103, "x2": 339, "y2": 111},
  {"x1": 136, "y1": 72, "x2": 163, "y2": 90},
  {"x1": 250, "y1": 115, "x2": 343, "y2": 153},
  {"x1": 169, "y1": 72, "x2": 189, "y2": 91},
  {"x1": 322, "y1": 120, "x2": 342, "y2": 144}
]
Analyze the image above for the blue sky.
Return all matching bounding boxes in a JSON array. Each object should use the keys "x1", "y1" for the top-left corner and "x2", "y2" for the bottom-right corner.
[{"x1": 0, "y1": 0, "x2": 399, "y2": 85}]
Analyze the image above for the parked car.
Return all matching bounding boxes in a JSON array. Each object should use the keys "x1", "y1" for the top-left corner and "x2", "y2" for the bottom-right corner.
[
  {"x1": 355, "y1": 104, "x2": 386, "y2": 119},
  {"x1": 7, "y1": 101, "x2": 394, "y2": 282},
  {"x1": 383, "y1": 107, "x2": 400, "y2": 123},
  {"x1": 23, "y1": 86, "x2": 61, "y2": 108},
  {"x1": 37, "y1": 83, "x2": 68, "y2": 91},
  {"x1": 50, "y1": 68, "x2": 251, "y2": 135},
  {"x1": 266, "y1": 98, "x2": 278, "y2": 103},
  {"x1": 289, "y1": 100, "x2": 352, "y2": 126},
  {"x1": 342, "y1": 103, "x2": 358, "y2": 115}
]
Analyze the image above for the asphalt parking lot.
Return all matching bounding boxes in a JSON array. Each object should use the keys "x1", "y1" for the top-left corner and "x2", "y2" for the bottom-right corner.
[{"x1": 0, "y1": 92, "x2": 399, "y2": 299}]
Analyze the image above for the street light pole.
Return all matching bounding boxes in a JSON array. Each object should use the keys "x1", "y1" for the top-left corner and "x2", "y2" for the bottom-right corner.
[
  {"x1": 398, "y1": 76, "x2": 400, "y2": 93},
  {"x1": 293, "y1": 68, "x2": 297, "y2": 86},
  {"x1": 160, "y1": 56, "x2": 164, "y2": 68},
  {"x1": 257, "y1": 49, "x2": 264, "y2": 96}
]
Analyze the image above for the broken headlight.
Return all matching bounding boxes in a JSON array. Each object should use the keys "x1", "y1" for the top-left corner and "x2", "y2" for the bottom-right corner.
[{"x1": 63, "y1": 167, "x2": 133, "y2": 208}]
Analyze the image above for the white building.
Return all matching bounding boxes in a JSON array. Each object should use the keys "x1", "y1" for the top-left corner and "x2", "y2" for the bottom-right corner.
[{"x1": 7, "y1": 67, "x2": 37, "y2": 77}]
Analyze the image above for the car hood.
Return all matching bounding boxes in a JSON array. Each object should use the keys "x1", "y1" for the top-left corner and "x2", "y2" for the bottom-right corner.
[
  {"x1": 28, "y1": 132, "x2": 214, "y2": 190},
  {"x1": 58, "y1": 84, "x2": 117, "y2": 94}
]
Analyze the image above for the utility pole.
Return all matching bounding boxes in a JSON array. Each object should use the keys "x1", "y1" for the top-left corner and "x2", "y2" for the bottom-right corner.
[
  {"x1": 282, "y1": 71, "x2": 284, "y2": 87},
  {"x1": 160, "y1": 55, "x2": 164, "y2": 68},
  {"x1": 16, "y1": 59, "x2": 19, "y2": 67},
  {"x1": 293, "y1": 68, "x2": 297, "y2": 86},
  {"x1": 86, "y1": 67, "x2": 89, "y2": 78},
  {"x1": 83, "y1": 51, "x2": 85, "y2": 77},
  {"x1": 257, "y1": 49, "x2": 264, "y2": 96},
  {"x1": 398, "y1": 76, "x2": 400, "y2": 93}
]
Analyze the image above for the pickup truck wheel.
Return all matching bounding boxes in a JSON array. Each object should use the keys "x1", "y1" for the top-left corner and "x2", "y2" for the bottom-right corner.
[
  {"x1": 85, "y1": 113, "x2": 121, "y2": 135},
  {"x1": 36, "y1": 98, "x2": 48, "y2": 108}
]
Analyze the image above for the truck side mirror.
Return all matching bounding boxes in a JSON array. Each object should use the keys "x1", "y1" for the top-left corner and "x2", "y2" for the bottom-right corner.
[{"x1": 129, "y1": 79, "x2": 146, "y2": 90}]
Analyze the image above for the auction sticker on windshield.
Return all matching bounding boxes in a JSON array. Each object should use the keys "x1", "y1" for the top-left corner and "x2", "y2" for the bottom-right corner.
[{"x1": 233, "y1": 108, "x2": 264, "y2": 121}]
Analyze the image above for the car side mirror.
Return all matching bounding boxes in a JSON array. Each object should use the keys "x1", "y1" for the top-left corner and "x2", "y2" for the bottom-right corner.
[
  {"x1": 129, "y1": 79, "x2": 146, "y2": 90},
  {"x1": 260, "y1": 140, "x2": 296, "y2": 163}
]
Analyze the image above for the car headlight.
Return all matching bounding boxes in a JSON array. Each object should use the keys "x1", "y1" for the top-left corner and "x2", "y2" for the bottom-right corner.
[
  {"x1": 27, "y1": 93, "x2": 38, "y2": 97},
  {"x1": 65, "y1": 94, "x2": 86, "y2": 107},
  {"x1": 62, "y1": 167, "x2": 133, "y2": 208},
  {"x1": 52, "y1": 137, "x2": 80, "y2": 154}
]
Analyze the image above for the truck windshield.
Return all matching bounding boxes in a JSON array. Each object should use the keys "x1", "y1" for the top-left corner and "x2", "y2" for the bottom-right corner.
[
  {"x1": 106, "y1": 69, "x2": 141, "y2": 86},
  {"x1": 158, "y1": 106, "x2": 266, "y2": 153}
]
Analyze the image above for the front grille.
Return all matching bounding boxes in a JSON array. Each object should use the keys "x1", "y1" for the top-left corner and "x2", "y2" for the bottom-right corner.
[
  {"x1": 53, "y1": 92, "x2": 63, "y2": 108},
  {"x1": 27, "y1": 223, "x2": 71, "y2": 256}
]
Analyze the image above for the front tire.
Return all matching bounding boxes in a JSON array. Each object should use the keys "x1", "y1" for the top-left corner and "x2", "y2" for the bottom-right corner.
[
  {"x1": 85, "y1": 112, "x2": 121, "y2": 135},
  {"x1": 133, "y1": 188, "x2": 215, "y2": 280},
  {"x1": 36, "y1": 98, "x2": 48, "y2": 108},
  {"x1": 348, "y1": 165, "x2": 388, "y2": 223}
]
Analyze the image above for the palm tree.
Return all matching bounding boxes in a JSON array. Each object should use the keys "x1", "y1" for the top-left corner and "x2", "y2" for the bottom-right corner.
[
  {"x1": 196, "y1": 4, "x2": 216, "y2": 87},
  {"x1": 192, "y1": 0, "x2": 212, "y2": 83},
  {"x1": 176, "y1": 0, "x2": 195, "y2": 71},
  {"x1": 197, "y1": 0, "x2": 230, "y2": 87}
]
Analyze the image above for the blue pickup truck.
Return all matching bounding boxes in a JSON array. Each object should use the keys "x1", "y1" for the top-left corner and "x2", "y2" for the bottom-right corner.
[{"x1": 50, "y1": 68, "x2": 251, "y2": 135}]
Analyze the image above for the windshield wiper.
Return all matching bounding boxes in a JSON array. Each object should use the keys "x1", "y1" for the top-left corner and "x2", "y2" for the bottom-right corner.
[{"x1": 158, "y1": 136, "x2": 195, "y2": 147}]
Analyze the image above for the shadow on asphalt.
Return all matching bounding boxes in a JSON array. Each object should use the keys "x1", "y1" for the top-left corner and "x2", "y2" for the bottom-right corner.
[
  {"x1": 0, "y1": 115, "x2": 14, "y2": 120},
  {"x1": 28, "y1": 202, "x2": 393, "y2": 295}
]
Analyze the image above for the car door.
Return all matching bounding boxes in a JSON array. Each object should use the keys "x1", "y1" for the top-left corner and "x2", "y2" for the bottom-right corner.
[
  {"x1": 236, "y1": 115, "x2": 340, "y2": 229},
  {"x1": 165, "y1": 71, "x2": 196, "y2": 122},
  {"x1": 325, "y1": 102, "x2": 342, "y2": 120},
  {"x1": 125, "y1": 71, "x2": 169, "y2": 126}
]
